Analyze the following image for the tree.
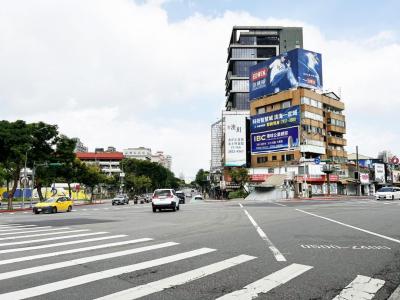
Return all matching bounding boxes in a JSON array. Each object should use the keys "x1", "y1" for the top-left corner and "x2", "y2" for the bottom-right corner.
[
  {"x1": 229, "y1": 167, "x2": 249, "y2": 190},
  {"x1": 77, "y1": 164, "x2": 106, "y2": 203},
  {"x1": 194, "y1": 169, "x2": 210, "y2": 193}
]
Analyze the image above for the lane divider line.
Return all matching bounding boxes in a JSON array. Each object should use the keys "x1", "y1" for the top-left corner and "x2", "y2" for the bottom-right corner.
[
  {"x1": 239, "y1": 203, "x2": 286, "y2": 262},
  {"x1": 296, "y1": 209, "x2": 400, "y2": 244}
]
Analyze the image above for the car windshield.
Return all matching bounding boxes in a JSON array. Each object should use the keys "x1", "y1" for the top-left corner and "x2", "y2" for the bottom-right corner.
[
  {"x1": 378, "y1": 187, "x2": 393, "y2": 192},
  {"x1": 154, "y1": 190, "x2": 172, "y2": 197},
  {"x1": 44, "y1": 198, "x2": 57, "y2": 203}
]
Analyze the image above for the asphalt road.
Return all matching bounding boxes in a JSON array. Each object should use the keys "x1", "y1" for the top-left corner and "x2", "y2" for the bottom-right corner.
[{"x1": 0, "y1": 197, "x2": 399, "y2": 299}]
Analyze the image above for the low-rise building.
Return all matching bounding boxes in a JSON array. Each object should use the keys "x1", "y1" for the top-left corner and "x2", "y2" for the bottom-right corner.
[
  {"x1": 123, "y1": 147, "x2": 152, "y2": 161},
  {"x1": 151, "y1": 151, "x2": 172, "y2": 170},
  {"x1": 76, "y1": 152, "x2": 124, "y2": 175}
]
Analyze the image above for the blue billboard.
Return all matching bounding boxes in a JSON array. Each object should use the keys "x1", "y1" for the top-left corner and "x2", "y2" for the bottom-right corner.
[
  {"x1": 249, "y1": 48, "x2": 323, "y2": 100},
  {"x1": 251, "y1": 106, "x2": 300, "y2": 133},
  {"x1": 251, "y1": 126, "x2": 299, "y2": 154}
]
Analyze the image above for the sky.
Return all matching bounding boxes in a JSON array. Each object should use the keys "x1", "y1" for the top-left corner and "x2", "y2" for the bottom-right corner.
[{"x1": 0, "y1": 0, "x2": 399, "y2": 180}]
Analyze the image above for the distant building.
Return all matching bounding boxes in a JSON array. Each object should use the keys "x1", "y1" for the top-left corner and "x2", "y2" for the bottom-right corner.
[
  {"x1": 123, "y1": 147, "x2": 152, "y2": 161},
  {"x1": 76, "y1": 152, "x2": 124, "y2": 175},
  {"x1": 151, "y1": 151, "x2": 172, "y2": 170},
  {"x1": 72, "y1": 138, "x2": 88, "y2": 153},
  {"x1": 106, "y1": 146, "x2": 117, "y2": 152}
]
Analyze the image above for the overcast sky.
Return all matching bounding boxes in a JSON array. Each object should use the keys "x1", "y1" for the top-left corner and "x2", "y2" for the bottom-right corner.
[{"x1": 1, "y1": 0, "x2": 399, "y2": 180}]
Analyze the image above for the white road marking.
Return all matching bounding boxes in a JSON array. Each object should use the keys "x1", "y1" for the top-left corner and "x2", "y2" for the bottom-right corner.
[
  {"x1": 333, "y1": 275, "x2": 385, "y2": 300},
  {"x1": 8, "y1": 213, "x2": 15, "y2": 215},
  {"x1": 239, "y1": 203, "x2": 286, "y2": 262},
  {"x1": 296, "y1": 209, "x2": 400, "y2": 244},
  {"x1": 217, "y1": 263, "x2": 313, "y2": 300},
  {"x1": 0, "y1": 229, "x2": 89, "y2": 241},
  {"x1": 0, "y1": 241, "x2": 178, "y2": 280},
  {"x1": 95, "y1": 254, "x2": 257, "y2": 300},
  {"x1": 0, "y1": 225, "x2": 40, "y2": 232},
  {"x1": 0, "y1": 224, "x2": 22, "y2": 226},
  {"x1": 0, "y1": 227, "x2": 70, "y2": 237},
  {"x1": 388, "y1": 284, "x2": 400, "y2": 300},
  {"x1": 0, "y1": 238, "x2": 153, "y2": 266},
  {"x1": 0, "y1": 234, "x2": 127, "y2": 254},
  {"x1": 274, "y1": 203, "x2": 287, "y2": 207},
  {"x1": 0, "y1": 247, "x2": 216, "y2": 300},
  {"x1": 0, "y1": 231, "x2": 107, "y2": 247}
]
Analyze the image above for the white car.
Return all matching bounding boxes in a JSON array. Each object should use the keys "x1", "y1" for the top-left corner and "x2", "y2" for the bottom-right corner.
[
  {"x1": 191, "y1": 195, "x2": 204, "y2": 202},
  {"x1": 152, "y1": 189, "x2": 180, "y2": 212},
  {"x1": 375, "y1": 187, "x2": 400, "y2": 200}
]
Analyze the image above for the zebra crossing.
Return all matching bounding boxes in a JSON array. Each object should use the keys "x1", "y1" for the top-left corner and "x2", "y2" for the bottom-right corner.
[{"x1": 0, "y1": 222, "x2": 397, "y2": 299}]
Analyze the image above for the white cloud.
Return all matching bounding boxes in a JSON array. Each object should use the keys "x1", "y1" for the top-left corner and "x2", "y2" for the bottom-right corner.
[{"x1": 0, "y1": 0, "x2": 399, "y2": 177}]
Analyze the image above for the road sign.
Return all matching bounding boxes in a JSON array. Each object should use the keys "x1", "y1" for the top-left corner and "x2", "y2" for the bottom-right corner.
[
  {"x1": 390, "y1": 156, "x2": 399, "y2": 165},
  {"x1": 314, "y1": 157, "x2": 321, "y2": 165}
]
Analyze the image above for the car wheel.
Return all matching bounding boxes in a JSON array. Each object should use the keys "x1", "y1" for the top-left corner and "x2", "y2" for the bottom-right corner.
[
  {"x1": 112, "y1": 202, "x2": 115, "y2": 206},
  {"x1": 172, "y1": 204, "x2": 176, "y2": 212},
  {"x1": 392, "y1": 195, "x2": 395, "y2": 200},
  {"x1": 67, "y1": 206, "x2": 72, "y2": 212},
  {"x1": 177, "y1": 205, "x2": 180, "y2": 211},
  {"x1": 33, "y1": 210, "x2": 39, "y2": 215},
  {"x1": 52, "y1": 207, "x2": 57, "y2": 214},
  {"x1": 152, "y1": 207, "x2": 156, "y2": 213}
]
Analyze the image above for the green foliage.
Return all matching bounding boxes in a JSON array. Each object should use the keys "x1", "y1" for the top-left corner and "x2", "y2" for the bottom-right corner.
[
  {"x1": 195, "y1": 169, "x2": 210, "y2": 192},
  {"x1": 228, "y1": 190, "x2": 248, "y2": 199},
  {"x1": 229, "y1": 168, "x2": 249, "y2": 188},
  {"x1": 121, "y1": 158, "x2": 180, "y2": 192}
]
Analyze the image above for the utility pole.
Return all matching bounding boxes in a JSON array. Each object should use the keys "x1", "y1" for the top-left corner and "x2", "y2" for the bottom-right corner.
[{"x1": 356, "y1": 146, "x2": 360, "y2": 196}]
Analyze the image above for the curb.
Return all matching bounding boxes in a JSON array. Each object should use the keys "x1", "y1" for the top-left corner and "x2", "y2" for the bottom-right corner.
[{"x1": 290, "y1": 196, "x2": 375, "y2": 201}]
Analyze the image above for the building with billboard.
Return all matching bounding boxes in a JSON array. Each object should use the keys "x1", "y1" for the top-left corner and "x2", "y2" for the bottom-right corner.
[
  {"x1": 225, "y1": 26, "x2": 303, "y2": 111},
  {"x1": 249, "y1": 87, "x2": 347, "y2": 195}
]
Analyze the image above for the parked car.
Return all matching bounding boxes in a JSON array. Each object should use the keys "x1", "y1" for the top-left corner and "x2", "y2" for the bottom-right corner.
[
  {"x1": 112, "y1": 195, "x2": 129, "y2": 205},
  {"x1": 152, "y1": 189, "x2": 180, "y2": 212},
  {"x1": 176, "y1": 191, "x2": 185, "y2": 204},
  {"x1": 33, "y1": 196, "x2": 73, "y2": 214},
  {"x1": 375, "y1": 187, "x2": 400, "y2": 200}
]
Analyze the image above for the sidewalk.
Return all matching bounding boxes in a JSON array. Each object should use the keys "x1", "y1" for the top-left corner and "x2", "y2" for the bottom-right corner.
[{"x1": 290, "y1": 195, "x2": 375, "y2": 201}]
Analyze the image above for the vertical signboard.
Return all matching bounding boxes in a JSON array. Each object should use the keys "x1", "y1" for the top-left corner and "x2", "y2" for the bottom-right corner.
[
  {"x1": 249, "y1": 48, "x2": 323, "y2": 100},
  {"x1": 374, "y1": 163, "x2": 386, "y2": 184},
  {"x1": 224, "y1": 114, "x2": 247, "y2": 167}
]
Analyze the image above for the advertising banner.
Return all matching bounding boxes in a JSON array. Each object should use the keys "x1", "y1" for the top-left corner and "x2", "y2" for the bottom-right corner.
[
  {"x1": 249, "y1": 48, "x2": 323, "y2": 100},
  {"x1": 251, "y1": 126, "x2": 299, "y2": 154},
  {"x1": 250, "y1": 106, "x2": 300, "y2": 133},
  {"x1": 374, "y1": 163, "x2": 386, "y2": 184},
  {"x1": 360, "y1": 173, "x2": 370, "y2": 184},
  {"x1": 224, "y1": 114, "x2": 247, "y2": 167},
  {"x1": 392, "y1": 170, "x2": 400, "y2": 183}
]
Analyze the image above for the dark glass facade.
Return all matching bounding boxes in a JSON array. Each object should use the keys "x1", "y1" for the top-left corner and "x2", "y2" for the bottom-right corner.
[{"x1": 225, "y1": 26, "x2": 303, "y2": 111}]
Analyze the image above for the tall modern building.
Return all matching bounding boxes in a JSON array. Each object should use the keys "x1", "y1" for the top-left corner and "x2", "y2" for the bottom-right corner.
[
  {"x1": 210, "y1": 119, "x2": 223, "y2": 172},
  {"x1": 225, "y1": 26, "x2": 303, "y2": 111}
]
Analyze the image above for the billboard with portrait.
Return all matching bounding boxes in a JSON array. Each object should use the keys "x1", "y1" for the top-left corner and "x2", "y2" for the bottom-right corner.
[
  {"x1": 249, "y1": 48, "x2": 323, "y2": 100},
  {"x1": 251, "y1": 126, "x2": 299, "y2": 154},
  {"x1": 224, "y1": 113, "x2": 247, "y2": 167},
  {"x1": 250, "y1": 106, "x2": 300, "y2": 133}
]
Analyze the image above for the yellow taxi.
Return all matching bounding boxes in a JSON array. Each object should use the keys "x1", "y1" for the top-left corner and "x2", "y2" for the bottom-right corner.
[{"x1": 33, "y1": 196, "x2": 74, "y2": 214}]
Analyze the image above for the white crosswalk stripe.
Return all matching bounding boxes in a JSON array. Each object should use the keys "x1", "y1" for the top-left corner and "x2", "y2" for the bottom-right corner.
[
  {"x1": 0, "y1": 225, "x2": 40, "y2": 232},
  {"x1": 0, "y1": 238, "x2": 153, "y2": 266},
  {"x1": 0, "y1": 231, "x2": 107, "y2": 247},
  {"x1": 0, "y1": 248, "x2": 216, "y2": 299},
  {"x1": 0, "y1": 227, "x2": 71, "y2": 239},
  {"x1": 0, "y1": 241, "x2": 179, "y2": 280},
  {"x1": 95, "y1": 254, "x2": 257, "y2": 300},
  {"x1": 217, "y1": 263, "x2": 313, "y2": 300},
  {"x1": 0, "y1": 234, "x2": 127, "y2": 254},
  {"x1": 333, "y1": 275, "x2": 385, "y2": 300}
]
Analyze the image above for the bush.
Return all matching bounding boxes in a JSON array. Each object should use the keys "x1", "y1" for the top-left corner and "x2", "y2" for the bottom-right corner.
[{"x1": 228, "y1": 190, "x2": 248, "y2": 199}]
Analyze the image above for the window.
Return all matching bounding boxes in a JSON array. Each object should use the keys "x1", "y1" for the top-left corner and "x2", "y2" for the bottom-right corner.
[
  {"x1": 281, "y1": 100, "x2": 291, "y2": 109},
  {"x1": 281, "y1": 154, "x2": 294, "y2": 161},
  {"x1": 232, "y1": 93, "x2": 250, "y2": 110},
  {"x1": 303, "y1": 111, "x2": 323, "y2": 122},
  {"x1": 232, "y1": 80, "x2": 249, "y2": 92},
  {"x1": 328, "y1": 118, "x2": 346, "y2": 127},
  {"x1": 232, "y1": 48, "x2": 256, "y2": 58},
  {"x1": 268, "y1": 168, "x2": 274, "y2": 173},
  {"x1": 256, "y1": 35, "x2": 279, "y2": 45},
  {"x1": 232, "y1": 61, "x2": 257, "y2": 77},
  {"x1": 272, "y1": 156, "x2": 277, "y2": 161},
  {"x1": 257, "y1": 156, "x2": 268, "y2": 163},
  {"x1": 301, "y1": 97, "x2": 322, "y2": 109},
  {"x1": 257, "y1": 47, "x2": 277, "y2": 58},
  {"x1": 256, "y1": 106, "x2": 266, "y2": 114}
]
